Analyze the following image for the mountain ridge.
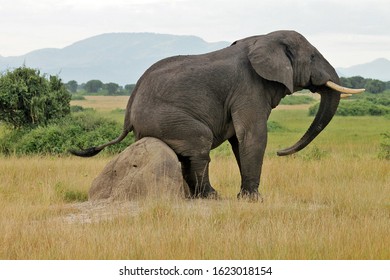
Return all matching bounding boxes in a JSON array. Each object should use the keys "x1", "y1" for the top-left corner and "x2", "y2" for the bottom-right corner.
[
  {"x1": 1, "y1": 33, "x2": 389, "y2": 84},
  {"x1": 0, "y1": 33, "x2": 229, "y2": 85},
  {"x1": 336, "y1": 58, "x2": 390, "y2": 81}
]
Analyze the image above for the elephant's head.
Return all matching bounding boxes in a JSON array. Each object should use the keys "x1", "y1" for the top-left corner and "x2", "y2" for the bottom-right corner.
[{"x1": 240, "y1": 30, "x2": 364, "y2": 156}]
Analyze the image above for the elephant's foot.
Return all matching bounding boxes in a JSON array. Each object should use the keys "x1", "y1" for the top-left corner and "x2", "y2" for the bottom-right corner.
[
  {"x1": 192, "y1": 184, "x2": 219, "y2": 200},
  {"x1": 237, "y1": 189, "x2": 263, "y2": 203},
  {"x1": 203, "y1": 190, "x2": 219, "y2": 200},
  {"x1": 190, "y1": 190, "x2": 219, "y2": 200}
]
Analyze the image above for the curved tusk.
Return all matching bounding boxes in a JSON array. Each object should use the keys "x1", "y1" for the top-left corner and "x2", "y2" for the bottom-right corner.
[
  {"x1": 326, "y1": 81, "x2": 365, "y2": 94},
  {"x1": 340, "y1": 93, "x2": 352, "y2": 98}
]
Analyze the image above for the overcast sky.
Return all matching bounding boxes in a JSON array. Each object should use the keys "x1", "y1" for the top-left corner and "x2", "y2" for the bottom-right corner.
[{"x1": 1, "y1": 0, "x2": 389, "y2": 67}]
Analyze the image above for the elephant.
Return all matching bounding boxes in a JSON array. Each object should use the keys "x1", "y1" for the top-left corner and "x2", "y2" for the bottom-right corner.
[{"x1": 70, "y1": 30, "x2": 364, "y2": 201}]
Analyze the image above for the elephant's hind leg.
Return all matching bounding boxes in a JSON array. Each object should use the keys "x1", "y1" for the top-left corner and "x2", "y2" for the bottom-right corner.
[
  {"x1": 163, "y1": 120, "x2": 218, "y2": 199},
  {"x1": 180, "y1": 155, "x2": 217, "y2": 199}
]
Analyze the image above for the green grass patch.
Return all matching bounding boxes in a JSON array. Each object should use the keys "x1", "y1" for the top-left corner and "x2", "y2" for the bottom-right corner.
[
  {"x1": 0, "y1": 111, "x2": 134, "y2": 156},
  {"x1": 280, "y1": 94, "x2": 316, "y2": 105},
  {"x1": 54, "y1": 182, "x2": 88, "y2": 202},
  {"x1": 70, "y1": 94, "x2": 86, "y2": 101},
  {"x1": 267, "y1": 109, "x2": 389, "y2": 159},
  {"x1": 379, "y1": 132, "x2": 390, "y2": 160},
  {"x1": 309, "y1": 93, "x2": 390, "y2": 117}
]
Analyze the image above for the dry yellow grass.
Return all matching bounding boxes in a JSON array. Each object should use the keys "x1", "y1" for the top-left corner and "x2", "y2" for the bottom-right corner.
[
  {"x1": 1, "y1": 95, "x2": 389, "y2": 259},
  {"x1": 0, "y1": 153, "x2": 388, "y2": 260},
  {"x1": 71, "y1": 96, "x2": 128, "y2": 112},
  {"x1": 71, "y1": 96, "x2": 312, "y2": 112}
]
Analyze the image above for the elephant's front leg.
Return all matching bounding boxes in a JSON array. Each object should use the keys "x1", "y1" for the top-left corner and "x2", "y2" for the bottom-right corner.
[{"x1": 235, "y1": 122, "x2": 268, "y2": 202}]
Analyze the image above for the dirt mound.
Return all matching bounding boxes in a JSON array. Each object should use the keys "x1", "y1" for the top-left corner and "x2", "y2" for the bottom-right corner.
[{"x1": 89, "y1": 137, "x2": 189, "y2": 201}]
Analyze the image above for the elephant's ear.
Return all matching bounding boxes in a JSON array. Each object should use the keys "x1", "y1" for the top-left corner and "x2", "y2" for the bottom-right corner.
[{"x1": 248, "y1": 40, "x2": 294, "y2": 94}]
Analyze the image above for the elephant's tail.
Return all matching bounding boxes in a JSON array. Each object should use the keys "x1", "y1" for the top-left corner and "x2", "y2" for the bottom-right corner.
[
  {"x1": 70, "y1": 92, "x2": 137, "y2": 157},
  {"x1": 69, "y1": 127, "x2": 133, "y2": 157}
]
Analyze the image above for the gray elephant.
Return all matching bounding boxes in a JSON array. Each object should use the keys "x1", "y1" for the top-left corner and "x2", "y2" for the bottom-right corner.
[{"x1": 71, "y1": 30, "x2": 363, "y2": 200}]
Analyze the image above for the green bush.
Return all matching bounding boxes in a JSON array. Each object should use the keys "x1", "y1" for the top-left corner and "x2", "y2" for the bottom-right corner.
[
  {"x1": 308, "y1": 96, "x2": 390, "y2": 117},
  {"x1": 0, "y1": 111, "x2": 134, "y2": 156},
  {"x1": 365, "y1": 96, "x2": 390, "y2": 106},
  {"x1": 379, "y1": 132, "x2": 390, "y2": 160},
  {"x1": 280, "y1": 94, "x2": 315, "y2": 105},
  {"x1": 335, "y1": 101, "x2": 369, "y2": 116},
  {"x1": 267, "y1": 121, "x2": 286, "y2": 132},
  {"x1": 308, "y1": 103, "x2": 318, "y2": 116},
  {"x1": 0, "y1": 128, "x2": 26, "y2": 155},
  {"x1": 0, "y1": 67, "x2": 71, "y2": 128},
  {"x1": 70, "y1": 105, "x2": 86, "y2": 113},
  {"x1": 71, "y1": 94, "x2": 86, "y2": 100}
]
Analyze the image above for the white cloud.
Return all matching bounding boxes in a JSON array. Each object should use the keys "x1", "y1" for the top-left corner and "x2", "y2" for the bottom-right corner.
[
  {"x1": 0, "y1": 0, "x2": 389, "y2": 66},
  {"x1": 309, "y1": 33, "x2": 390, "y2": 67}
]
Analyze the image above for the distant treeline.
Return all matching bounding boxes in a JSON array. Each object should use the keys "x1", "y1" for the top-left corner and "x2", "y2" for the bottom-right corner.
[
  {"x1": 66, "y1": 76, "x2": 390, "y2": 96},
  {"x1": 340, "y1": 76, "x2": 390, "y2": 94},
  {"x1": 66, "y1": 80, "x2": 136, "y2": 96}
]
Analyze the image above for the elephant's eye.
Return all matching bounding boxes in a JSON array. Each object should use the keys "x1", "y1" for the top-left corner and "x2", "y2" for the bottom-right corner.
[{"x1": 310, "y1": 54, "x2": 316, "y2": 62}]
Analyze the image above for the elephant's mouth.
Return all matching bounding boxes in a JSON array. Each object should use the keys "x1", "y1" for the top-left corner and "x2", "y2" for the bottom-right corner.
[{"x1": 276, "y1": 81, "x2": 364, "y2": 156}]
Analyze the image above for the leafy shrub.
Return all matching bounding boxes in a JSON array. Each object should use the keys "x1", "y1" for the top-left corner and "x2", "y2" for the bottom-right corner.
[
  {"x1": 378, "y1": 132, "x2": 390, "y2": 160},
  {"x1": 280, "y1": 94, "x2": 315, "y2": 105},
  {"x1": 0, "y1": 111, "x2": 134, "y2": 156},
  {"x1": 0, "y1": 128, "x2": 26, "y2": 155},
  {"x1": 110, "y1": 108, "x2": 126, "y2": 114},
  {"x1": 267, "y1": 121, "x2": 286, "y2": 132},
  {"x1": 0, "y1": 67, "x2": 71, "y2": 128},
  {"x1": 335, "y1": 101, "x2": 370, "y2": 116},
  {"x1": 309, "y1": 96, "x2": 390, "y2": 117},
  {"x1": 71, "y1": 94, "x2": 86, "y2": 100},
  {"x1": 70, "y1": 105, "x2": 86, "y2": 113},
  {"x1": 365, "y1": 96, "x2": 390, "y2": 106},
  {"x1": 308, "y1": 103, "x2": 318, "y2": 116},
  {"x1": 15, "y1": 125, "x2": 67, "y2": 154}
]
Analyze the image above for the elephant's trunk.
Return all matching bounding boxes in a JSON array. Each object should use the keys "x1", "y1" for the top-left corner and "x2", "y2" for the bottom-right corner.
[{"x1": 277, "y1": 87, "x2": 340, "y2": 156}]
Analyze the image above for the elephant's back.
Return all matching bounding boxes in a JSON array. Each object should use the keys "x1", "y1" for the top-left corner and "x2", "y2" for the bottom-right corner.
[{"x1": 127, "y1": 45, "x2": 246, "y2": 135}]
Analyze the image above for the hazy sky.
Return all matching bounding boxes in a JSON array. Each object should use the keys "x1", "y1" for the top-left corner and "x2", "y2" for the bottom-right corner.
[{"x1": 1, "y1": 0, "x2": 389, "y2": 67}]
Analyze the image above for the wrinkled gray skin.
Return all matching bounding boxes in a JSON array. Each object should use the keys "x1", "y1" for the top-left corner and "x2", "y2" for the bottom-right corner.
[{"x1": 71, "y1": 30, "x2": 341, "y2": 200}]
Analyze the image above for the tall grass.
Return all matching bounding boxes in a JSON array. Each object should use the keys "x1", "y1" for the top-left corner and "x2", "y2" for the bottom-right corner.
[
  {"x1": 0, "y1": 152, "x2": 388, "y2": 259},
  {"x1": 0, "y1": 97, "x2": 389, "y2": 259},
  {"x1": 71, "y1": 96, "x2": 128, "y2": 112}
]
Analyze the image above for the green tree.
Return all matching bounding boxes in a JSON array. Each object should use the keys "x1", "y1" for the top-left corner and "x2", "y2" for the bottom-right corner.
[
  {"x1": 66, "y1": 80, "x2": 78, "y2": 93},
  {"x1": 125, "y1": 84, "x2": 136, "y2": 94},
  {"x1": 0, "y1": 66, "x2": 71, "y2": 128},
  {"x1": 349, "y1": 76, "x2": 366, "y2": 89},
  {"x1": 85, "y1": 79, "x2": 103, "y2": 93},
  {"x1": 365, "y1": 79, "x2": 386, "y2": 94},
  {"x1": 104, "y1": 82, "x2": 120, "y2": 95},
  {"x1": 340, "y1": 77, "x2": 353, "y2": 88}
]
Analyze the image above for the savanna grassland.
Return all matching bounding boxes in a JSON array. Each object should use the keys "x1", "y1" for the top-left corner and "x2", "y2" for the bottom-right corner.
[{"x1": 0, "y1": 96, "x2": 389, "y2": 260}]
